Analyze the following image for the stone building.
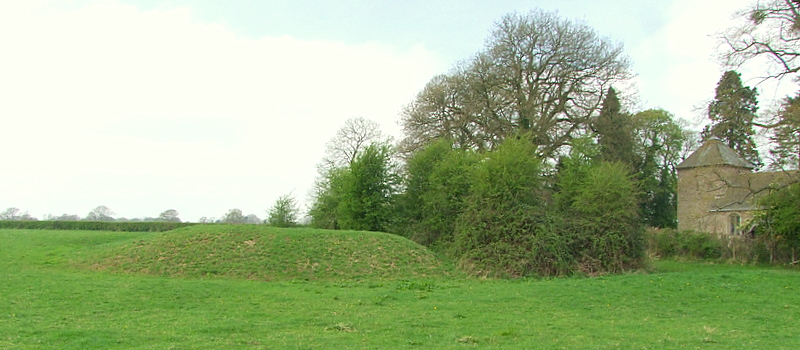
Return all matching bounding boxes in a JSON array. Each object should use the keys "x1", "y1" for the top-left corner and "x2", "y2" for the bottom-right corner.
[{"x1": 676, "y1": 138, "x2": 797, "y2": 236}]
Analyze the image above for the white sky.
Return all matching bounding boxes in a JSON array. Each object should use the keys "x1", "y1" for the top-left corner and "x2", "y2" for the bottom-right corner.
[{"x1": 0, "y1": 0, "x2": 790, "y2": 221}]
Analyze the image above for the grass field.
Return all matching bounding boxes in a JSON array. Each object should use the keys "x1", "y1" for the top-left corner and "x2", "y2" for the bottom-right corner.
[{"x1": 1, "y1": 227, "x2": 799, "y2": 349}]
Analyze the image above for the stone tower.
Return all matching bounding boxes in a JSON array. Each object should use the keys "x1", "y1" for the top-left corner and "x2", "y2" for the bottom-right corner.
[{"x1": 676, "y1": 138, "x2": 754, "y2": 235}]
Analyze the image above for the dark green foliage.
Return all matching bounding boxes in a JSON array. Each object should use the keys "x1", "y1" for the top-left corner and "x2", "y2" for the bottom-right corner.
[
  {"x1": 453, "y1": 137, "x2": 552, "y2": 277},
  {"x1": 632, "y1": 109, "x2": 685, "y2": 228},
  {"x1": 595, "y1": 87, "x2": 636, "y2": 166},
  {"x1": 702, "y1": 70, "x2": 761, "y2": 168},
  {"x1": 648, "y1": 166, "x2": 678, "y2": 228},
  {"x1": 755, "y1": 182, "x2": 800, "y2": 262},
  {"x1": 0, "y1": 220, "x2": 194, "y2": 232},
  {"x1": 770, "y1": 92, "x2": 800, "y2": 169},
  {"x1": 562, "y1": 161, "x2": 645, "y2": 273},
  {"x1": 396, "y1": 139, "x2": 480, "y2": 246}
]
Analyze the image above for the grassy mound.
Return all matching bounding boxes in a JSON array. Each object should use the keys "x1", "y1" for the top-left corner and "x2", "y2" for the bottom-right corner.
[{"x1": 84, "y1": 225, "x2": 453, "y2": 281}]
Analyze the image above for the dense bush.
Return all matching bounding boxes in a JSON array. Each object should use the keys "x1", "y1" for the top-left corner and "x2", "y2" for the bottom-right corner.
[
  {"x1": 396, "y1": 139, "x2": 481, "y2": 247},
  {"x1": 452, "y1": 137, "x2": 552, "y2": 277},
  {"x1": 0, "y1": 220, "x2": 195, "y2": 232},
  {"x1": 754, "y1": 182, "x2": 800, "y2": 263},
  {"x1": 310, "y1": 143, "x2": 398, "y2": 232},
  {"x1": 565, "y1": 162, "x2": 645, "y2": 273}
]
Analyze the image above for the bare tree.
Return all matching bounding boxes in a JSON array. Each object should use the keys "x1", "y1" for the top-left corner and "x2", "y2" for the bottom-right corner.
[
  {"x1": 0, "y1": 207, "x2": 20, "y2": 221},
  {"x1": 221, "y1": 208, "x2": 246, "y2": 224},
  {"x1": 401, "y1": 10, "x2": 631, "y2": 159},
  {"x1": 85, "y1": 206, "x2": 115, "y2": 222},
  {"x1": 244, "y1": 214, "x2": 262, "y2": 225},
  {"x1": 321, "y1": 117, "x2": 390, "y2": 170},
  {"x1": 157, "y1": 209, "x2": 181, "y2": 223},
  {"x1": 722, "y1": 0, "x2": 800, "y2": 81}
]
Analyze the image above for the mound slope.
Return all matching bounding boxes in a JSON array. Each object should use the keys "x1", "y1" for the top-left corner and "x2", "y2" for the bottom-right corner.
[{"x1": 85, "y1": 225, "x2": 452, "y2": 281}]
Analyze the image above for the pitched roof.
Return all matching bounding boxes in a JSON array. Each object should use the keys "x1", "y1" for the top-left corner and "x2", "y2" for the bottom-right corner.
[{"x1": 676, "y1": 138, "x2": 754, "y2": 169}]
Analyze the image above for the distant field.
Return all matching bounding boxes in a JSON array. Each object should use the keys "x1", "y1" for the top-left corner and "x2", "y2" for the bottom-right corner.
[{"x1": 1, "y1": 228, "x2": 799, "y2": 349}]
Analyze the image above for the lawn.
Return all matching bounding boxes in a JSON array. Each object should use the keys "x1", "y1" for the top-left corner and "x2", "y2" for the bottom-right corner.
[{"x1": 1, "y1": 228, "x2": 798, "y2": 349}]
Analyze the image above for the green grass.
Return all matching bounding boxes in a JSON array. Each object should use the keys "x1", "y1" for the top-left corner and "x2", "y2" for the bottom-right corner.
[
  {"x1": 79, "y1": 225, "x2": 453, "y2": 281},
  {"x1": 1, "y1": 228, "x2": 799, "y2": 349}
]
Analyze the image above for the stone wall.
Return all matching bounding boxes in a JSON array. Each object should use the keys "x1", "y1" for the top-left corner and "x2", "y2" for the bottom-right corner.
[{"x1": 677, "y1": 165, "x2": 752, "y2": 235}]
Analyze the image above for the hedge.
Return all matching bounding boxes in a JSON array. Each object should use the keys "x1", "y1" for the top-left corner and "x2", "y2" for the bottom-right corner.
[{"x1": 0, "y1": 221, "x2": 196, "y2": 232}]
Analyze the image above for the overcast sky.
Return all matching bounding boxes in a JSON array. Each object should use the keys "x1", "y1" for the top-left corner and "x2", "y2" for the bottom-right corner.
[{"x1": 0, "y1": 0, "x2": 790, "y2": 222}]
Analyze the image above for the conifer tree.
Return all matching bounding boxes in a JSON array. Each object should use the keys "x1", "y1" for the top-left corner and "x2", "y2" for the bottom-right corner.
[
  {"x1": 770, "y1": 92, "x2": 800, "y2": 169},
  {"x1": 595, "y1": 87, "x2": 636, "y2": 167},
  {"x1": 702, "y1": 70, "x2": 761, "y2": 168}
]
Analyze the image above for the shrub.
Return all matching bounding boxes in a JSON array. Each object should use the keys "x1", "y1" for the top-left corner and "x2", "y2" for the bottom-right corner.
[
  {"x1": 396, "y1": 139, "x2": 480, "y2": 246},
  {"x1": 754, "y1": 182, "x2": 800, "y2": 263},
  {"x1": 560, "y1": 161, "x2": 645, "y2": 274}
]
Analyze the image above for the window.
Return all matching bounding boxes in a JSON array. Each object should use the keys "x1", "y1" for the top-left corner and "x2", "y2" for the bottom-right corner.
[{"x1": 729, "y1": 213, "x2": 741, "y2": 235}]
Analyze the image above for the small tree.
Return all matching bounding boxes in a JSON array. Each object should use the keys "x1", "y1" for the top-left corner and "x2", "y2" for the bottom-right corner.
[
  {"x1": 221, "y1": 209, "x2": 246, "y2": 224},
  {"x1": 308, "y1": 167, "x2": 348, "y2": 229},
  {"x1": 245, "y1": 214, "x2": 262, "y2": 225},
  {"x1": 268, "y1": 194, "x2": 299, "y2": 227},
  {"x1": 336, "y1": 143, "x2": 398, "y2": 232},
  {"x1": 0, "y1": 208, "x2": 20, "y2": 221},
  {"x1": 157, "y1": 209, "x2": 181, "y2": 223},
  {"x1": 85, "y1": 206, "x2": 115, "y2": 222}
]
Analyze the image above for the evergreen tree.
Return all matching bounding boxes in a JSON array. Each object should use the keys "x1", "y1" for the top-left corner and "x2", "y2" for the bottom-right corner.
[
  {"x1": 770, "y1": 92, "x2": 800, "y2": 170},
  {"x1": 702, "y1": 70, "x2": 761, "y2": 167},
  {"x1": 595, "y1": 87, "x2": 636, "y2": 167}
]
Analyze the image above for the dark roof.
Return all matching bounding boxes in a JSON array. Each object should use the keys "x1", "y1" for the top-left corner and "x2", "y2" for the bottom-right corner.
[{"x1": 676, "y1": 138, "x2": 754, "y2": 169}]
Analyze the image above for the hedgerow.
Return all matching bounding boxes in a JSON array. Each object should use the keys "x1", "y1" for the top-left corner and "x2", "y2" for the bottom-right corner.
[{"x1": 0, "y1": 221, "x2": 195, "y2": 232}]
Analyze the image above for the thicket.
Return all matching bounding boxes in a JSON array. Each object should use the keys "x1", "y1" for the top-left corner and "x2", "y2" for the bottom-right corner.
[
  {"x1": 753, "y1": 182, "x2": 800, "y2": 263},
  {"x1": 395, "y1": 136, "x2": 645, "y2": 277},
  {"x1": 309, "y1": 143, "x2": 398, "y2": 232},
  {"x1": 0, "y1": 221, "x2": 195, "y2": 232}
]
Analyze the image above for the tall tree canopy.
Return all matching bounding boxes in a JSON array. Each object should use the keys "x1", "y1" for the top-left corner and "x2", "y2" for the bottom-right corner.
[
  {"x1": 401, "y1": 10, "x2": 631, "y2": 159},
  {"x1": 632, "y1": 109, "x2": 686, "y2": 228},
  {"x1": 702, "y1": 70, "x2": 761, "y2": 167}
]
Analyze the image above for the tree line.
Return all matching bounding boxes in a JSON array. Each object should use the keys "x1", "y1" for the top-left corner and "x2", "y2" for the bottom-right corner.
[
  {"x1": 0, "y1": 197, "x2": 302, "y2": 227},
  {"x1": 309, "y1": 4, "x2": 800, "y2": 275}
]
